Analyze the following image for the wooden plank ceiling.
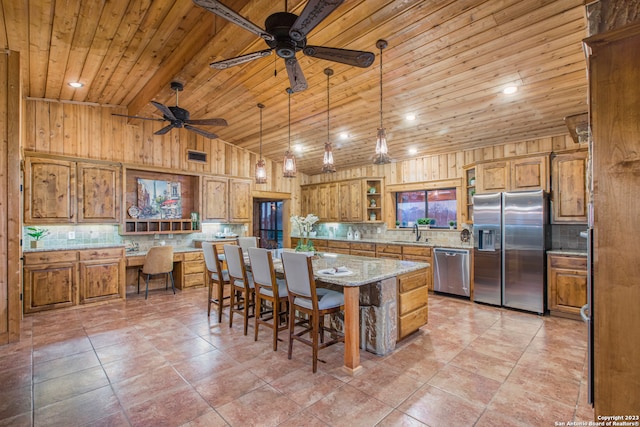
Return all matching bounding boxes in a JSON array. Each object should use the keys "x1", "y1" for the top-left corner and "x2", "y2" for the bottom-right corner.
[{"x1": 2, "y1": 0, "x2": 588, "y2": 175}]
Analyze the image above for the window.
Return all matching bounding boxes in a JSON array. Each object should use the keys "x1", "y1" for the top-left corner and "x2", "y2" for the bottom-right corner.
[{"x1": 396, "y1": 189, "x2": 457, "y2": 228}]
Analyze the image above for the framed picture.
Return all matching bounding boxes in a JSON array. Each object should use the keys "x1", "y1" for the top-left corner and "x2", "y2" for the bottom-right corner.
[{"x1": 136, "y1": 178, "x2": 182, "y2": 219}]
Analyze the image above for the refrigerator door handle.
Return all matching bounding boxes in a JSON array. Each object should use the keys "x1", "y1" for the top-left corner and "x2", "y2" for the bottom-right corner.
[{"x1": 580, "y1": 303, "x2": 590, "y2": 322}]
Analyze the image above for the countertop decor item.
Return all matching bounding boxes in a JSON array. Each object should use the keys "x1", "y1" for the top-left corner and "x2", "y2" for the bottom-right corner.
[{"x1": 291, "y1": 213, "x2": 319, "y2": 253}]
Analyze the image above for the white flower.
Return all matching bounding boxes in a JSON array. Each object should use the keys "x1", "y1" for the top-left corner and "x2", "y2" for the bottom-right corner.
[{"x1": 291, "y1": 213, "x2": 319, "y2": 233}]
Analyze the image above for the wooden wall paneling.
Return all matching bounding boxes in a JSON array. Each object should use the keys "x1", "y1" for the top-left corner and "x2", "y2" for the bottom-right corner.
[{"x1": 87, "y1": 105, "x2": 101, "y2": 160}]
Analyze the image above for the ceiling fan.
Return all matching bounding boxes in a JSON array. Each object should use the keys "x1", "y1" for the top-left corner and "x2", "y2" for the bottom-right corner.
[
  {"x1": 193, "y1": 0, "x2": 376, "y2": 92},
  {"x1": 112, "y1": 81, "x2": 228, "y2": 139}
]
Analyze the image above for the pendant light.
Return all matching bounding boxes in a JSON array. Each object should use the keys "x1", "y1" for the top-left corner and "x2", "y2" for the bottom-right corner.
[
  {"x1": 282, "y1": 87, "x2": 297, "y2": 178},
  {"x1": 322, "y1": 68, "x2": 336, "y2": 173},
  {"x1": 255, "y1": 103, "x2": 267, "y2": 184},
  {"x1": 373, "y1": 39, "x2": 391, "y2": 165}
]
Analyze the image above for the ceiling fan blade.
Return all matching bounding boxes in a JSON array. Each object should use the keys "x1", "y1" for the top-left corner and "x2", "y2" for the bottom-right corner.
[
  {"x1": 185, "y1": 118, "x2": 228, "y2": 126},
  {"x1": 111, "y1": 113, "x2": 164, "y2": 122},
  {"x1": 303, "y1": 45, "x2": 375, "y2": 68},
  {"x1": 155, "y1": 124, "x2": 175, "y2": 135},
  {"x1": 289, "y1": 0, "x2": 344, "y2": 41},
  {"x1": 285, "y1": 58, "x2": 308, "y2": 92},
  {"x1": 192, "y1": 0, "x2": 274, "y2": 41},
  {"x1": 185, "y1": 124, "x2": 219, "y2": 139},
  {"x1": 210, "y1": 49, "x2": 273, "y2": 69},
  {"x1": 151, "y1": 101, "x2": 177, "y2": 121}
]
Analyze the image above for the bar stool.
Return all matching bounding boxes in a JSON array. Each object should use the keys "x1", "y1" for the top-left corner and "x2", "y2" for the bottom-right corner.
[
  {"x1": 202, "y1": 242, "x2": 230, "y2": 322},
  {"x1": 248, "y1": 248, "x2": 288, "y2": 351},
  {"x1": 224, "y1": 244, "x2": 255, "y2": 335},
  {"x1": 137, "y1": 245, "x2": 175, "y2": 299},
  {"x1": 238, "y1": 236, "x2": 258, "y2": 253},
  {"x1": 281, "y1": 251, "x2": 344, "y2": 372}
]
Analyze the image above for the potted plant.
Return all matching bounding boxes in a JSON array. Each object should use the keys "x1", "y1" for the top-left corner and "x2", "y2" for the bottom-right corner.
[
  {"x1": 449, "y1": 220, "x2": 456, "y2": 230},
  {"x1": 417, "y1": 218, "x2": 434, "y2": 229},
  {"x1": 395, "y1": 220, "x2": 400, "y2": 228},
  {"x1": 290, "y1": 214, "x2": 319, "y2": 255},
  {"x1": 27, "y1": 226, "x2": 50, "y2": 248}
]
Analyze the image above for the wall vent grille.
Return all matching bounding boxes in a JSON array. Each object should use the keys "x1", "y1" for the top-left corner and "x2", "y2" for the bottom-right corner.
[{"x1": 187, "y1": 150, "x2": 207, "y2": 163}]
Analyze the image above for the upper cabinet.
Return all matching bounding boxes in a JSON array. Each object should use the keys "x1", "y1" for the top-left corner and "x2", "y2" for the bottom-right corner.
[
  {"x1": 202, "y1": 177, "x2": 228, "y2": 221},
  {"x1": 339, "y1": 180, "x2": 363, "y2": 222},
  {"x1": 24, "y1": 157, "x2": 76, "y2": 224},
  {"x1": 201, "y1": 176, "x2": 251, "y2": 223},
  {"x1": 551, "y1": 151, "x2": 587, "y2": 223},
  {"x1": 24, "y1": 156, "x2": 121, "y2": 224},
  {"x1": 77, "y1": 163, "x2": 121, "y2": 223},
  {"x1": 476, "y1": 155, "x2": 549, "y2": 194},
  {"x1": 301, "y1": 178, "x2": 383, "y2": 223},
  {"x1": 462, "y1": 166, "x2": 476, "y2": 224}
]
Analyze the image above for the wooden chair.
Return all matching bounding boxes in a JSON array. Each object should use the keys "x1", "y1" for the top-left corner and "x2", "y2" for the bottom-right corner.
[
  {"x1": 238, "y1": 236, "x2": 258, "y2": 253},
  {"x1": 138, "y1": 245, "x2": 175, "y2": 299},
  {"x1": 248, "y1": 248, "x2": 289, "y2": 351},
  {"x1": 224, "y1": 244, "x2": 255, "y2": 335},
  {"x1": 202, "y1": 242, "x2": 230, "y2": 322},
  {"x1": 281, "y1": 251, "x2": 344, "y2": 372}
]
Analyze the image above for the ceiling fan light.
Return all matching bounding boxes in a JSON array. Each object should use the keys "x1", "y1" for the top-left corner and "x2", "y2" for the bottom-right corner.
[{"x1": 322, "y1": 142, "x2": 336, "y2": 173}]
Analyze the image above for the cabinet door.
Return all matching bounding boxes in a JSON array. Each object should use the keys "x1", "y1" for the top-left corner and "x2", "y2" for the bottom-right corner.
[
  {"x1": 552, "y1": 151, "x2": 587, "y2": 223},
  {"x1": 77, "y1": 163, "x2": 121, "y2": 223},
  {"x1": 349, "y1": 180, "x2": 363, "y2": 221},
  {"x1": 338, "y1": 182, "x2": 350, "y2": 221},
  {"x1": 326, "y1": 183, "x2": 340, "y2": 221},
  {"x1": 79, "y1": 259, "x2": 122, "y2": 304},
  {"x1": 23, "y1": 263, "x2": 76, "y2": 313},
  {"x1": 202, "y1": 177, "x2": 228, "y2": 221},
  {"x1": 317, "y1": 184, "x2": 328, "y2": 219},
  {"x1": 229, "y1": 179, "x2": 251, "y2": 222},
  {"x1": 511, "y1": 155, "x2": 549, "y2": 191},
  {"x1": 300, "y1": 186, "x2": 312, "y2": 216},
  {"x1": 24, "y1": 158, "x2": 76, "y2": 223},
  {"x1": 476, "y1": 161, "x2": 509, "y2": 193}
]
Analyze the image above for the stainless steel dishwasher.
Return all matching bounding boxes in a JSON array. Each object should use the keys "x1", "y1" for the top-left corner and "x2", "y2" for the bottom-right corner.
[{"x1": 434, "y1": 248, "x2": 470, "y2": 297}]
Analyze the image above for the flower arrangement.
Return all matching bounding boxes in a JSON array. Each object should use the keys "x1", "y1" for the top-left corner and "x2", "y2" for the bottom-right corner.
[{"x1": 291, "y1": 214, "x2": 319, "y2": 253}]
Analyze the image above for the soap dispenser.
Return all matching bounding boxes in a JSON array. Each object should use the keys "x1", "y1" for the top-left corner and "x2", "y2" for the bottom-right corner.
[
  {"x1": 347, "y1": 226, "x2": 354, "y2": 240},
  {"x1": 354, "y1": 229, "x2": 361, "y2": 240}
]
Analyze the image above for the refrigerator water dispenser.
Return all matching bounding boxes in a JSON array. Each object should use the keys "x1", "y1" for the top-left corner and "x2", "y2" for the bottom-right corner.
[{"x1": 478, "y1": 229, "x2": 496, "y2": 251}]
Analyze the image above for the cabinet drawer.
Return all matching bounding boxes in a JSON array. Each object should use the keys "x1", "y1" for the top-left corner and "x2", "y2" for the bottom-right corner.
[
  {"x1": 183, "y1": 251, "x2": 203, "y2": 262},
  {"x1": 549, "y1": 255, "x2": 587, "y2": 270},
  {"x1": 350, "y1": 250, "x2": 375, "y2": 257},
  {"x1": 403, "y1": 246, "x2": 432, "y2": 257},
  {"x1": 79, "y1": 247, "x2": 124, "y2": 261},
  {"x1": 351, "y1": 242, "x2": 375, "y2": 251},
  {"x1": 183, "y1": 273, "x2": 205, "y2": 287},
  {"x1": 398, "y1": 305, "x2": 428, "y2": 340},
  {"x1": 398, "y1": 269, "x2": 428, "y2": 293},
  {"x1": 183, "y1": 261, "x2": 204, "y2": 275},
  {"x1": 399, "y1": 286, "x2": 429, "y2": 315},
  {"x1": 24, "y1": 250, "x2": 77, "y2": 265},
  {"x1": 376, "y1": 244, "x2": 402, "y2": 254},
  {"x1": 327, "y1": 240, "x2": 350, "y2": 249}
]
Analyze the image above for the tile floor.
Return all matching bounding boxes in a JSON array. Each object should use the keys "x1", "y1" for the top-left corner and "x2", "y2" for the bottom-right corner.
[{"x1": 0, "y1": 287, "x2": 594, "y2": 426}]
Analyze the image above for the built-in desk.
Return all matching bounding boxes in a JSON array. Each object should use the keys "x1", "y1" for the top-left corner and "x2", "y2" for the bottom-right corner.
[{"x1": 125, "y1": 247, "x2": 206, "y2": 293}]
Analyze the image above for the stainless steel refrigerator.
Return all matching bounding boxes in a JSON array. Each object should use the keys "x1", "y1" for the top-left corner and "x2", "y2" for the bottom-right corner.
[{"x1": 472, "y1": 190, "x2": 549, "y2": 314}]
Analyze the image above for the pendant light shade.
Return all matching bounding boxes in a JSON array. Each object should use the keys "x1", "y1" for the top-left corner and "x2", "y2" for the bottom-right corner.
[
  {"x1": 373, "y1": 39, "x2": 391, "y2": 165},
  {"x1": 283, "y1": 88, "x2": 297, "y2": 178},
  {"x1": 322, "y1": 67, "x2": 336, "y2": 173},
  {"x1": 255, "y1": 103, "x2": 267, "y2": 184}
]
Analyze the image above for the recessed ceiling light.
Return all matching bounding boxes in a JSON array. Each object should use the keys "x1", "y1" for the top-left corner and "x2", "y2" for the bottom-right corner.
[
  {"x1": 339, "y1": 132, "x2": 349, "y2": 140},
  {"x1": 503, "y1": 85, "x2": 518, "y2": 95},
  {"x1": 408, "y1": 148, "x2": 417, "y2": 155},
  {"x1": 294, "y1": 144, "x2": 303, "y2": 153},
  {"x1": 406, "y1": 113, "x2": 416, "y2": 121},
  {"x1": 68, "y1": 82, "x2": 84, "y2": 88}
]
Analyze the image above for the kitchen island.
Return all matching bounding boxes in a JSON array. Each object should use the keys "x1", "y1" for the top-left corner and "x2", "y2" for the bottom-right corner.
[{"x1": 272, "y1": 251, "x2": 430, "y2": 374}]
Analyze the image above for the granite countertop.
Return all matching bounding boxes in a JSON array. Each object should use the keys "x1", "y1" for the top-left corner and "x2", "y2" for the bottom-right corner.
[
  {"x1": 547, "y1": 249, "x2": 587, "y2": 256},
  {"x1": 125, "y1": 246, "x2": 202, "y2": 257},
  {"x1": 292, "y1": 234, "x2": 472, "y2": 249},
  {"x1": 23, "y1": 243, "x2": 125, "y2": 253},
  {"x1": 270, "y1": 251, "x2": 430, "y2": 287}
]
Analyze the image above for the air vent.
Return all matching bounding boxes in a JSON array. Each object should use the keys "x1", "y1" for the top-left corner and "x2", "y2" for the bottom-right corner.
[{"x1": 187, "y1": 150, "x2": 207, "y2": 163}]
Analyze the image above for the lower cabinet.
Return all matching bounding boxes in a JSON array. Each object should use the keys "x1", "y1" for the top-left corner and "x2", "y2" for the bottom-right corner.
[
  {"x1": 176, "y1": 251, "x2": 206, "y2": 289},
  {"x1": 350, "y1": 242, "x2": 376, "y2": 257},
  {"x1": 547, "y1": 253, "x2": 587, "y2": 319},
  {"x1": 397, "y1": 269, "x2": 429, "y2": 340},
  {"x1": 23, "y1": 247, "x2": 125, "y2": 313},
  {"x1": 402, "y1": 246, "x2": 433, "y2": 292}
]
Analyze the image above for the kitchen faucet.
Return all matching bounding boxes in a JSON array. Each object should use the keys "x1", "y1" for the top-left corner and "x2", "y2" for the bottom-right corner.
[{"x1": 413, "y1": 222, "x2": 422, "y2": 241}]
